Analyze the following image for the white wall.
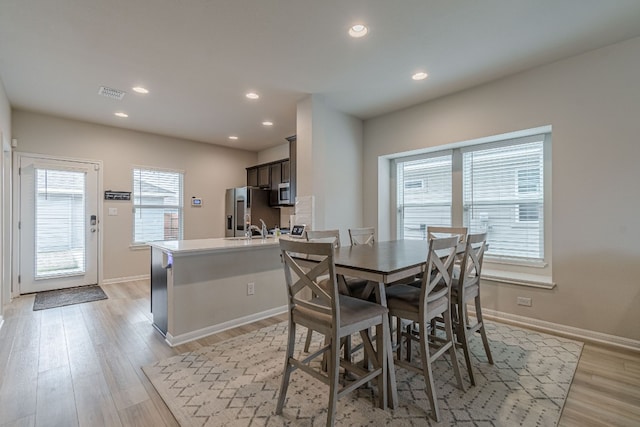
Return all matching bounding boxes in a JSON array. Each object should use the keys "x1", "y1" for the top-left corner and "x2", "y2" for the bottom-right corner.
[
  {"x1": 12, "y1": 110, "x2": 257, "y2": 282},
  {"x1": 0, "y1": 76, "x2": 10, "y2": 318},
  {"x1": 364, "y1": 36, "x2": 640, "y2": 341},
  {"x1": 297, "y1": 95, "x2": 364, "y2": 245}
]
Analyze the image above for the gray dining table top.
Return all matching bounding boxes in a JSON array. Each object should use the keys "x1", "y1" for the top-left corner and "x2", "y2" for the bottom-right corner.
[{"x1": 333, "y1": 239, "x2": 430, "y2": 274}]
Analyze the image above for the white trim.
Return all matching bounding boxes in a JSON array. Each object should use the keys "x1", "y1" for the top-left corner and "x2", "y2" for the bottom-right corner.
[
  {"x1": 0, "y1": 316, "x2": 4, "y2": 331},
  {"x1": 478, "y1": 307, "x2": 640, "y2": 353},
  {"x1": 482, "y1": 269, "x2": 555, "y2": 289},
  {"x1": 164, "y1": 305, "x2": 288, "y2": 347},
  {"x1": 101, "y1": 274, "x2": 150, "y2": 285},
  {"x1": 129, "y1": 244, "x2": 150, "y2": 251}
]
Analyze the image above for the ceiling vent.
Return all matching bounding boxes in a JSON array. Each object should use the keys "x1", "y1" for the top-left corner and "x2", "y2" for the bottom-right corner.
[{"x1": 98, "y1": 86, "x2": 126, "y2": 100}]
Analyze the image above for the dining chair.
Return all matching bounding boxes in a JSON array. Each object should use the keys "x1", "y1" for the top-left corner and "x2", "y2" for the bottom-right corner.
[
  {"x1": 385, "y1": 235, "x2": 464, "y2": 422},
  {"x1": 427, "y1": 226, "x2": 468, "y2": 242},
  {"x1": 450, "y1": 232, "x2": 493, "y2": 385},
  {"x1": 276, "y1": 239, "x2": 389, "y2": 426},
  {"x1": 303, "y1": 229, "x2": 370, "y2": 353},
  {"x1": 348, "y1": 227, "x2": 375, "y2": 246}
]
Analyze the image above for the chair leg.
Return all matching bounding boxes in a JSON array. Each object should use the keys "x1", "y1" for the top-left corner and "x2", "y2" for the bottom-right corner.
[
  {"x1": 405, "y1": 322, "x2": 413, "y2": 362},
  {"x1": 475, "y1": 296, "x2": 494, "y2": 364},
  {"x1": 418, "y1": 319, "x2": 440, "y2": 422},
  {"x1": 394, "y1": 316, "x2": 403, "y2": 362},
  {"x1": 276, "y1": 321, "x2": 297, "y2": 414},
  {"x1": 304, "y1": 328, "x2": 313, "y2": 352},
  {"x1": 457, "y1": 302, "x2": 476, "y2": 386},
  {"x1": 326, "y1": 333, "x2": 341, "y2": 427},
  {"x1": 444, "y1": 308, "x2": 465, "y2": 392},
  {"x1": 374, "y1": 321, "x2": 388, "y2": 410}
]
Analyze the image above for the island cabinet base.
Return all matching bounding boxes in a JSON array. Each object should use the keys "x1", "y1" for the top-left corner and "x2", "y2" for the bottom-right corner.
[
  {"x1": 150, "y1": 239, "x2": 288, "y2": 346},
  {"x1": 150, "y1": 247, "x2": 169, "y2": 336}
]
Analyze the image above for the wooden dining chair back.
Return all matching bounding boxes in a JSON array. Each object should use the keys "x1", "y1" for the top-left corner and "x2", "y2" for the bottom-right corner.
[
  {"x1": 451, "y1": 232, "x2": 493, "y2": 385},
  {"x1": 348, "y1": 227, "x2": 375, "y2": 246},
  {"x1": 303, "y1": 228, "x2": 371, "y2": 353},
  {"x1": 385, "y1": 235, "x2": 464, "y2": 422},
  {"x1": 305, "y1": 229, "x2": 341, "y2": 248},
  {"x1": 277, "y1": 239, "x2": 389, "y2": 426},
  {"x1": 427, "y1": 226, "x2": 468, "y2": 243}
]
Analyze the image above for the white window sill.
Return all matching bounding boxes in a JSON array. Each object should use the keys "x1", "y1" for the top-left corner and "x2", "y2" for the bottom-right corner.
[
  {"x1": 129, "y1": 244, "x2": 151, "y2": 251},
  {"x1": 482, "y1": 269, "x2": 555, "y2": 289}
]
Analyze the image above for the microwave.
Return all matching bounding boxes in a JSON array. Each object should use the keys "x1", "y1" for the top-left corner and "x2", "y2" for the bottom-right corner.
[{"x1": 277, "y1": 182, "x2": 291, "y2": 205}]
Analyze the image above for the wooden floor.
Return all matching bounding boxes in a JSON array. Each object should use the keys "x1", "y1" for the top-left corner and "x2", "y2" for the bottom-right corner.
[{"x1": 0, "y1": 280, "x2": 638, "y2": 427}]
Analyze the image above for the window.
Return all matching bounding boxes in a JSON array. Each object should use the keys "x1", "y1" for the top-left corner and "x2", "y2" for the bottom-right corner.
[
  {"x1": 396, "y1": 153, "x2": 452, "y2": 240},
  {"x1": 395, "y1": 133, "x2": 547, "y2": 264},
  {"x1": 463, "y1": 139, "x2": 544, "y2": 260},
  {"x1": 132, "y1": 168, "x2": 183, "y2": 244}
]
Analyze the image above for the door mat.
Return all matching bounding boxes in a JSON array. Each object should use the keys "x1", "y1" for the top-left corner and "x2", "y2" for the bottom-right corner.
[{"x1": 33, "y1": 285, "x2": 108, "y2": 311}]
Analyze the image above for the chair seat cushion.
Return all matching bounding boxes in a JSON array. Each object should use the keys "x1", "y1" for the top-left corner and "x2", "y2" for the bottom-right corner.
[
  {"x1": 294, "y1": 294, "x2": 388, "y2": 329},
  {"x1": 449, "y1": 279, "x2": 479, "y2": 303},
  {"x1": 343, "y1": 277, "x2": 378, "y2": 301},
  {"x1": 386, "y1": 284, "x2": 448, "y2": 315}
]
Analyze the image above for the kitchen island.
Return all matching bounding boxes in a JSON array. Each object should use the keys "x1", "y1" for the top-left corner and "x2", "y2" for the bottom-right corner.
[{"x1": 149, "y1": 237, "x2": 287, "y2": 346}]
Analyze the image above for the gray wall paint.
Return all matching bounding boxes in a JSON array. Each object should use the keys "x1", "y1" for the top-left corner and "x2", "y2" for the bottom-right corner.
[
  {"x1": 11, "y1": 110, "x2": 257, "y2": 281},
  {"x1": 363, "y1": 36, "x2": 640, "y2": 341}
]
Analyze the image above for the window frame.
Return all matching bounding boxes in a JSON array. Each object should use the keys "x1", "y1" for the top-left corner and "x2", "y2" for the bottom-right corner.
[
  {"x1": 392, "y1": 132, "x2": 551, "y2": 270},
  {"x1": 131, "y1": 166, "x2": 184, "y2": 246}
]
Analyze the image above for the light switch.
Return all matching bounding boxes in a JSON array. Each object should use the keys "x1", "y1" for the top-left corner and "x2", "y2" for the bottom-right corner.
[{"x1": 108, "y1": 207, "x2": 118, "y2": 216}]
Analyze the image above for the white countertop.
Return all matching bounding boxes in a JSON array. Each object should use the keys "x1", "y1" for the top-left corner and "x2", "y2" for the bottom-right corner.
[{"x1": 149, "y1": 236, "x2": 282, "y2": 256}]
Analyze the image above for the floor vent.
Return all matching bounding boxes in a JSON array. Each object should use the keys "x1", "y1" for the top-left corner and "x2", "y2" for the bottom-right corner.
[{"x1": 98, "y1": 86, "x2": 126, "y2": 100}]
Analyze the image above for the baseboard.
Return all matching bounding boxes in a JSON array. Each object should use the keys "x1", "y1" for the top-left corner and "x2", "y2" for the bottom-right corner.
[
  {"x1": 164, "y1": 305, "x2": 289, "y2": 347},
  {"x1": 101, "y1": 274, "x2": 150, "y2": 285},
  {"x1": 478, "y1": 307, "x2": 640, "y2": 353}
]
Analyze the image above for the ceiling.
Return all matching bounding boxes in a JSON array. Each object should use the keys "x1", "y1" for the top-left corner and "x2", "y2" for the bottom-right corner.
[{"x1": 2, "y1": 1, "x2": 640, "y2": 152}]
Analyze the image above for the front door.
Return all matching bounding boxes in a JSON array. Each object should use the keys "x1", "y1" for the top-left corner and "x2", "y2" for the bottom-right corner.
[{"x1": 17, "y1": 154, "x2": 99, "y2": 293}]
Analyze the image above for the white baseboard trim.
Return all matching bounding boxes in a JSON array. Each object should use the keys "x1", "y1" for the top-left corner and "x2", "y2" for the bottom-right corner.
[
  {"x1": 478, "y1": 307, "x2": 640, "y2": 353},
  {"x1": 101, "y1": 274, "x2": 150, "y2": 285},
  {"x1": 165, "y1": 305, "x2": 289, "y2": 347}
]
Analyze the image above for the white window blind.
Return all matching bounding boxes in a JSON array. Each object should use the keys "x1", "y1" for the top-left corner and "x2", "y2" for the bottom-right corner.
[
  {"x1": 132, "y1": 168, "x2": 183, "y2": 244},
  {"x1": 462, "y1": 138, "x2": 544, "y2": 261},
  {"x1": 35, "y1": 168, "x2": 86, "y2": 277},
  {"x1": 397, "y1": 153, "x2": 452, "y2": 240}
]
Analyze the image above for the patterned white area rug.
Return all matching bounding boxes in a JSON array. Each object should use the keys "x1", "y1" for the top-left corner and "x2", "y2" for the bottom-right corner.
[{"x1": 143, "y1": 321, "x2": 582, "y2": 426}]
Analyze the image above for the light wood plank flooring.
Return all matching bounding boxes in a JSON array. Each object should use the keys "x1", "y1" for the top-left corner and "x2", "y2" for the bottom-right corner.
[{"x1": 0, "y1": 280, "x2": 638, "y2": 426}]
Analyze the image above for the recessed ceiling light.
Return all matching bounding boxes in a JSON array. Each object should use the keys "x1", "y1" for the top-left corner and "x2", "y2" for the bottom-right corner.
[
  {"x1": 114, "y1": 112, "x2": 128, "y2": 118},
  {"x1": 412, "y1": 72, "x2": 428, "y2": 81},
  {"x1": 262, "y1": 121, "x2": 273, "y2": 126},
  {"x1": 229, "y1": 136, "x2": 238, "y2": 140},
  {"x1": 349, "y1": 24, "x2": 368, "y2": 38},
  {"x1": 132, "y1": 86, "x2": 149, "y2": 94},
  {"x1": 246, "y1": 92, "x2": 259, "y2": 100}
]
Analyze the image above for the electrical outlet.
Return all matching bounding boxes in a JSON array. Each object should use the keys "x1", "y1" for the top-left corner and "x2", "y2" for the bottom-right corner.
[
  {"x1": 247, "y1": 282, "x2": 255, "y2": 296},
  {"x1": 517, "y1": 296, "x2": 532, "y2": 307}
]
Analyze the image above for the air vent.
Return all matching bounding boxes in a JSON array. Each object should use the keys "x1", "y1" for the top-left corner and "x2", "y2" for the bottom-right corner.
[{"x1": 98, "y1": 86, "x2": 126, "y2": 100}]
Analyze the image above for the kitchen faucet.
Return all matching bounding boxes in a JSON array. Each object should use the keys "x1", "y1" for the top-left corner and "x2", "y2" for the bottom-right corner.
[{"x1": 259, "y1": 219, "x2": 268, "y2": 239}]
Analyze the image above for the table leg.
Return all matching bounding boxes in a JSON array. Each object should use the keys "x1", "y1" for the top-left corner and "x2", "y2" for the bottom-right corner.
[{"x1": 374, "y1": 282, "x2": 398, "y2": 409}]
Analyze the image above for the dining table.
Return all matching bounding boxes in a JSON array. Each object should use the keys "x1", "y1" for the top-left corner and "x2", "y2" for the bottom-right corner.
[{"x1": 293, "y1": 238, "x2": 460, "y2": 409}]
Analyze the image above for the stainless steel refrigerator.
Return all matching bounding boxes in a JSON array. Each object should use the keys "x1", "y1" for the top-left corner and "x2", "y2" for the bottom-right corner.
[{"x1": 225, "y1": 187, "x2": 280, "y2": 237}]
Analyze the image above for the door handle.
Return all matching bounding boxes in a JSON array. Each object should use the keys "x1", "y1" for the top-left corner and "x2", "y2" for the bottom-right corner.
[{"x1": 91, "y1": 227, "x2": 97, "y2": 233}]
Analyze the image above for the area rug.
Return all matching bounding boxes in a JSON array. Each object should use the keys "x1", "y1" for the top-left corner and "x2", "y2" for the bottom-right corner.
[
  {"x1": 33, "y1": 284, "x2": 107, "y2": 311},
  {"x1": 143, "y1": 321, "x2": 582, "y2": 426}
]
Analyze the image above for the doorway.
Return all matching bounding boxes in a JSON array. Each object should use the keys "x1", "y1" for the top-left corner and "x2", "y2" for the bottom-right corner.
[{"x1": 16, "y1": 154, "x2": 100, "y2": 294}]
